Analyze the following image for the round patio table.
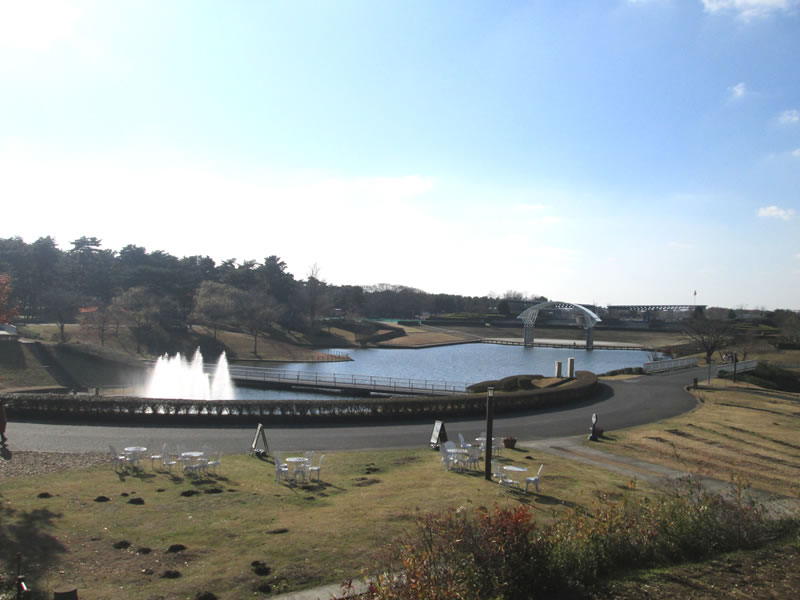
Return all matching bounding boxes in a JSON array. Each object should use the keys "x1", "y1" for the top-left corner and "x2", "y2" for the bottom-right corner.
[
  {"x1": 285, "y1": 457, "x2": 310, "y2": 480},
  {"x1": 503, "y1": 464, "x2": 527, "y2": 484}
]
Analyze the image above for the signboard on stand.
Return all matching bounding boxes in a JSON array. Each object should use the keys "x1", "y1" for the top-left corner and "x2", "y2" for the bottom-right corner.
[
  {"x1": 429, "y1": 420, "x2": 448, "y2": 449},
  {"x1": 249, "y1": 423, "x2": 270, "y2": 457}
]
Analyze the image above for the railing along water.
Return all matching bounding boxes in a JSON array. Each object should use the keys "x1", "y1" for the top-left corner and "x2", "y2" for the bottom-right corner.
[{"x1": 224, "y1": 364, "x2": 468, "y2": 395}]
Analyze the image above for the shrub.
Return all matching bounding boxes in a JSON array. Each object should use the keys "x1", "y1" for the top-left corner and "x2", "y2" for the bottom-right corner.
[{"x1": 356, "y1": 478, "x2": 791, "y2": 600}]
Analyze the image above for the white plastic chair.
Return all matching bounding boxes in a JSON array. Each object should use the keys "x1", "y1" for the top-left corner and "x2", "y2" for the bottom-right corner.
[
  {"x1": 161, "y1": 448, "x2": 178, "y2": 474},
  {"x1": 442, "y1": 440, "x2": 465, "y2": 470},
  {"x1": 466, "y1": 446, "x2": 481, "y2": 470},
  {"x1": 307, "y1": 454, "x2": 324, "y2": 481},
  {"x1": 525, "y1": 464, "x2": 544, "y2": 493},
  {"x1": 492, "y1": 439, "x2": 503, "y2": 456},
  {"x1": 124, "y1": 447, "x2": 142, "y2": 470},
  {"x1": 492, "y1": 460, "x2": 515, "y2": 493},
  {"x1": 273, "y1": 452, "x2": 289, "y2": 482},
  {"x1": 109, "y1": 445, "x2": 128, "y2": 472},
  {"x1": 206, "y1": 451, "x2": 222, "y2": 475},
  {"x1": 149, "y1": 443, "x2": 166, "y2": 471},
  {"x1": 457, "y1": 433, "x2": 471, "y2": 448},
  {"x1": 439, "y1": 445, "x2": 454, "y2": 471}
]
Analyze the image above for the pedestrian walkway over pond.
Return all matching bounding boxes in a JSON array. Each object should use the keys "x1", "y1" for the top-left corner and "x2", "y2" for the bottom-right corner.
[{"x1": 225, "y1": 364, "x2": 468, "y2": 396}]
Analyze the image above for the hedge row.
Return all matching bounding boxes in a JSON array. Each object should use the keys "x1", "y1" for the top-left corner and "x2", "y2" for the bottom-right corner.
[{"x1": 2, "y1": 371, "x2": 597, "y2": 424}]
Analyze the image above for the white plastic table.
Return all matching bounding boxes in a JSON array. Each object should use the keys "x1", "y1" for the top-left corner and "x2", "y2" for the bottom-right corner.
[
  {"x1": 446, "y1": 447, "x2": 468, "y2": 469},
  {"x1": 124, "y1": 446, "x2": 147, "y2": 453},
  {"x1": 285, "y1": 457, "x2": 309, "y2": 480},
  {"x1": 181, "y1": 451, "x2": 204, "y2": 458},
  {"x1": 503, "y1": 465, "x2": 527, "y2": 485}
]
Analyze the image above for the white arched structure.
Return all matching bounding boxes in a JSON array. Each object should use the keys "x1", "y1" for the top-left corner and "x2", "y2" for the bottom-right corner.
[{"x1": 517, "y1": 301, "x2": 602, "y2": 349}]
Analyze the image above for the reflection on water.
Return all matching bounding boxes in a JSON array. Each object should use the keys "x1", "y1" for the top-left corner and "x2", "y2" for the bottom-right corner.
[{"x1": 234, "y1": 343, "x2": 652, "y2": 401}]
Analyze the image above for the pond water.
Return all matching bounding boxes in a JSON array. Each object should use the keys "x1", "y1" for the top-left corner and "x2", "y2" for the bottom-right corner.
[{"x1": 233, "y1": 343, "x2": 652, "y2": 400}]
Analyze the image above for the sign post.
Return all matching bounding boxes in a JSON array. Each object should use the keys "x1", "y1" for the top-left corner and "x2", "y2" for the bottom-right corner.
[
  {"x1": 249, "y1": 423, "x2": 270, "y2": 457},
  {"x1": 484, "y1": 387, "x2": 494, "y2": 481},
  {"x1": 589, "y1": 412, "x2": 598, "y2": 441},
  {"x1": 429, "y1": 420, "x2": 448, "y2": 449}
]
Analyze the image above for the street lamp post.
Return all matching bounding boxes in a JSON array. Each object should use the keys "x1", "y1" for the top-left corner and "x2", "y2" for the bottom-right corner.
[{"x1": 484, "y1": 387, "x2": 494, "y2": 481}]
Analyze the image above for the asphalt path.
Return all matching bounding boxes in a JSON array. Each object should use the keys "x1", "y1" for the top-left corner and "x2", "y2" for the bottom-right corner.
[{"x1": 4, "y1": 367, "x2": 703, "y2": 455}]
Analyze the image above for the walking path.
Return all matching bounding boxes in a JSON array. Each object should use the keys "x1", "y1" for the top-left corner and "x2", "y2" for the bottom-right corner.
[{"x1": 526, "y1": 434, "x2": 800, "y2": 518}]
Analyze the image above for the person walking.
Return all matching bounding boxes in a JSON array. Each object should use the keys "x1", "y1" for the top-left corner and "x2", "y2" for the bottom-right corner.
[{"x1": 0, "y1": 400, "x2": 8, "y2": 446}]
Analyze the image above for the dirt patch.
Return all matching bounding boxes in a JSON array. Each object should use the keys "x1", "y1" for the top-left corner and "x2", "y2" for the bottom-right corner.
[
  {"x1": 392, "y1": 456, "x2": 421, "y2": 466},
  {"x1": 251, "y1": 560, "x2": 272, "y2": 576},
  {"x1": 354, "y1": 478, "x2": 381, "y2": 487}
]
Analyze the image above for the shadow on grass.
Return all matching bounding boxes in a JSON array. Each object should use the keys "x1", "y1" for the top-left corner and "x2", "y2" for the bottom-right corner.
[
  {"x1": 0, "y1": 502, "x2": 67, "y2": 592},
  {"x1": 115, "y1": 469, "x2": 158, "y2": 482}
]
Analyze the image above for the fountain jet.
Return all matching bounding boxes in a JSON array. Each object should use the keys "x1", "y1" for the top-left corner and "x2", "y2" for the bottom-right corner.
[{"x1": 143, "y1": 349, "x2": 234, "y2": 400}]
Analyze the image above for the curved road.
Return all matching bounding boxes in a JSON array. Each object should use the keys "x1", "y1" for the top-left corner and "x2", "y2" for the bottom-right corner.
[{"x1": 4, "y1": 367, "x2": 704, "y2": 454}]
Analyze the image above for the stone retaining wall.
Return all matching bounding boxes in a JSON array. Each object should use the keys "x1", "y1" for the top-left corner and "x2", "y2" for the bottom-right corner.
[{"x1": 2, "y1": 371, "x2": 598, "y2": 424}]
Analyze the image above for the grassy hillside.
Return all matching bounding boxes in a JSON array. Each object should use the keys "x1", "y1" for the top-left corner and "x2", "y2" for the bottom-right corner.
[{"x1": 0, "y1": 341, "x2": 61, "y2": 391}]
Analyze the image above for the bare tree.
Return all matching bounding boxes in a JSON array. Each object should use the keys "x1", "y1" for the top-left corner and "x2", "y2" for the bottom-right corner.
[
  {"x1": 191, "y1": 281, "x2": 237, "y2": 340},
  {"x1": 234, "y1": 289, "x2": 282, "y2": 356},
  {"x1": 683, "y1": 316, "x2": 733, "y2": 364},
  {"x1": 79, "y1": 304, "x2": 113, "y2": 347},
  {"x1": 303, "y1": 263, "x2": 330, "y2": 334}
]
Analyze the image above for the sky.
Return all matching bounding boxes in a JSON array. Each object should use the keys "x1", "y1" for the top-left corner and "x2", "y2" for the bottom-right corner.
[{"x1": 1, "y1": 0, "x2": 798, "y2": 310}]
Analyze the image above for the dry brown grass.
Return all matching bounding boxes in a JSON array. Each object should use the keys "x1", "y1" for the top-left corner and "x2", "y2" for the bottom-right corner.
[
  {"x1": 598, "y1": 379, "x2": 800, "y2": 497},
  {"x1": 444, "y1": 325, "x2": 692, "y2": 349},
  {"x1": 1, "y1": 447, "x2": 658, "y2": 599},
  {"x1": 0, "y1": 342, "x2": 61, "y2": 390},
  {"x1": 377, "y1": 324, "x2": 475, "y2": 348}
]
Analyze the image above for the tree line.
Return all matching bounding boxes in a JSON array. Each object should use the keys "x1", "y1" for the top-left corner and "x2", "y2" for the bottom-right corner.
[{"x1": 0, "y1": 236, "x2": 503, "y2": 352}]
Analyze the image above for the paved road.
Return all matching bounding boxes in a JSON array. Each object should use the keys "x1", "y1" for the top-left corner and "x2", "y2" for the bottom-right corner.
[{"x1": 4, "y1": 368, "x2": 701, "y2": 455}]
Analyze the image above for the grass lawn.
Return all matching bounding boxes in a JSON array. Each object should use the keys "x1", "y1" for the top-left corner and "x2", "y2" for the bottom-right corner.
[
  {"x1": 1, "y1": 447, "x2": 659, "y2": 599},
  {"x1": 0, "y1": 342, "x2": 61, "y2": 390},
  {"x1": 592, "y1": 378, "x2": 800, "y2": 497},
  {"x1": 376, "y1": 323, "x2": 475, "y2": 348},
  {"x1": 443, "y1": 325, "x2": 693, "y2": 349}
]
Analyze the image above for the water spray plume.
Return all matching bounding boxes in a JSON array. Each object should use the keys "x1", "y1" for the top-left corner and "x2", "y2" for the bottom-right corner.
[{"x1": 143, "y1": 349, "x2": 234, "y2": 400}]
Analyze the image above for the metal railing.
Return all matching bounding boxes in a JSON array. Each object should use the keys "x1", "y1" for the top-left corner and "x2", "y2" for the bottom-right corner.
[
  {"x1": 717, "y1": 359, "x2": 758, "y2": 374},
  {"x1": 225, "y1": 364, "x2": 468, "y2": 395},
  {"x1": 643, "y1": 357, "x2": 698, "y2": 373}
]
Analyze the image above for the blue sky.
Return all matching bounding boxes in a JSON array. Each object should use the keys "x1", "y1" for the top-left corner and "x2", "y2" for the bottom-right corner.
[{"x1": 1, "y1": 0, "x2": 798, "y2": 309}]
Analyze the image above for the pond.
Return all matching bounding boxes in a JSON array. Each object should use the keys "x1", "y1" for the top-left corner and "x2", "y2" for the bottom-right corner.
[{"x1": 233, "y1": 343, "x2": 652, "y2": 400}]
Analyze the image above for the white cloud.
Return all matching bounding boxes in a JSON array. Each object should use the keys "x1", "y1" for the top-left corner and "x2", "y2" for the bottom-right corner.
[
  {"x1": 795, "y1": 253, "x2": 800, "y2": 260},
  {"x1": 758, "y1": 205, "x2": 796, "y2": 220},
  {"x1": 778, "y1": 109, "x2": 800, "y2": 125},
  {"x1": 792, "y1": 149, "x2": 800, "y2": 158},
  {"x1": 728, "y1": 82, "x2": 747, "y2": 100},
  {"x1": 701, "y1": 0, "x2": 800, "y2": 20}
]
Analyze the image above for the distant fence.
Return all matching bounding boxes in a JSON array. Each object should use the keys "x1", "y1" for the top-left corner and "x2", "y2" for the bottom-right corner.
[
  {"x1": 643, "y1": 357, "x2": 698, "y2": 374},
  {"x1": 226, "y1": 364, "x2": 468, "y2": 396},
  {"x1": 2, "y1": 372, "x2": 598, "y2": 423},
  {"x1": 717, "y1": 360, "x2": 758, "y2": 375}
]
